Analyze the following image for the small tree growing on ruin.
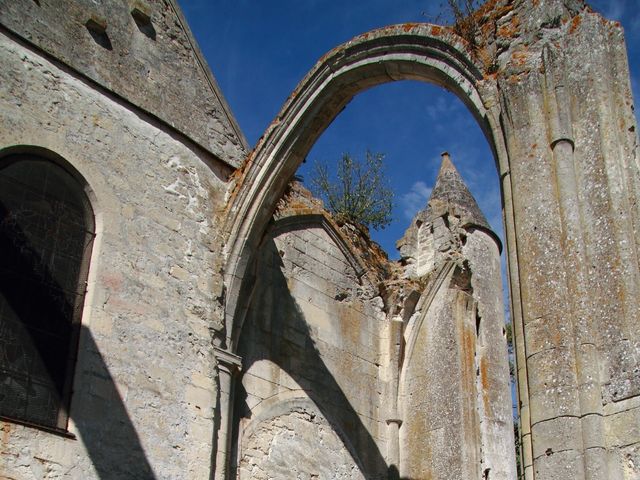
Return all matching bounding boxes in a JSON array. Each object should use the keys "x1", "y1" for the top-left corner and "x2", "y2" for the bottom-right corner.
[
  {"x1": 426, "y1": 1, "x2": 483, "y2": 51},
  {"x1": 310, "y1": 151, "x2": 394, "y2": 230}
]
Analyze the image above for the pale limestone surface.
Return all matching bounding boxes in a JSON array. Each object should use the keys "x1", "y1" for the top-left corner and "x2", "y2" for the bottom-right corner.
[
  {"x1": 1, "y1": 0, "x2": 639, "y2": 479},
  {"x1": 0, "y1": 26, "x2": 228, "y2": 480},
  {"x1": 238, "y1": 399, "x2": 365, "y2": 480},
  {"x1": 235, "y1": 219, "x2": 387, "y2": 479}
]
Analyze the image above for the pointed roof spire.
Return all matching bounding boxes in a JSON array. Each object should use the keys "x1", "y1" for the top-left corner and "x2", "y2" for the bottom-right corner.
[{"x1": 425, "y1": 152, "x2": 491, "y2": 231}]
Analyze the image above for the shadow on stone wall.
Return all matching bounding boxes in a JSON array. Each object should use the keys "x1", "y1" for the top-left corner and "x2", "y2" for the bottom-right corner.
[
  {"x1": 73, "y1": 328, "x2": 157, "y2": 480},
  {"x1": 232, "y1": 237, "x2": 392, "y2": 478},
  {"x1": 0, "y1": 200, "x2": 156, "y2": 479},
  {"x1": 388, "y1": 465, "x2": 410, "y2": 480}
]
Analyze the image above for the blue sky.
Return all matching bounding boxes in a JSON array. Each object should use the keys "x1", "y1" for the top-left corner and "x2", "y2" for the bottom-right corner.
[{"x1": 181, "y1": 0, "x2": 639, "y2": 258}]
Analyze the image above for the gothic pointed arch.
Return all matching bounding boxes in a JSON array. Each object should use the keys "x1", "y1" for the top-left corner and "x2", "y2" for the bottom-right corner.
[{"x1": 222, "y1": 23, "x2": 508, "y2": 350}]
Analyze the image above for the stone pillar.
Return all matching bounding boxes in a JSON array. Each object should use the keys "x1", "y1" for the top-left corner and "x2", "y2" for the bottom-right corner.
[
  {"x1": 386, "y1": 418, "x2": 402, "y2": 479},
  {"x1": 463, "y1": 227, "x2": 517, "y2": 480},
  {"x1": 544, "y1": 47, "x2": 607, "y2": 479},
  {"x1": 498, "y1": 10, "x2": 640, "y2": 479},
  {"x1": 213, "y1": 347, "x2": 242, "y2": 480},
  {"x1": 386, "y1": 316, "x2": 404, "y2": 473}
]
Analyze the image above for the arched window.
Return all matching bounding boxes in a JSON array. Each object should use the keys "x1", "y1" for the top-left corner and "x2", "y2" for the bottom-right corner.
[{"x1": 0, "y1": 153, "x2": 95, "y2": 432}]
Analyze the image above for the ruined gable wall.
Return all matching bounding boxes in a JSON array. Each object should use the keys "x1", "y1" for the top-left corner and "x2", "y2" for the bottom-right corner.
[
  {"x1": 0, "y1": 0, "x2": 247, "y2": 166},
  {"x1": 0, "y1": 27, "x2": 230, "y2": 480}
]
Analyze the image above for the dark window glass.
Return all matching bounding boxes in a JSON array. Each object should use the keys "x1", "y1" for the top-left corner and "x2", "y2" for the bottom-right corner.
[{"x1": 0, "y1": 154, "x2": 95, "y2": 431}]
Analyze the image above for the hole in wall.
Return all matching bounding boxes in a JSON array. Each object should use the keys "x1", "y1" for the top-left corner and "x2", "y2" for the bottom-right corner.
[
  {"x1": 85, "y1": 18, "x2": 112, "y2": 50},
  {"x1": 131, "y1": 8, "x2": 156, "y2": 40}
]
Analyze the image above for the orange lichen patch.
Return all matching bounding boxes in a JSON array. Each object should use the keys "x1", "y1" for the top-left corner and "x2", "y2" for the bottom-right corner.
[
  {"x1": 497, "y1": 15, "x2": 521, "y2": 39},
  {"x1": 483, "y1": 71, "x2": 498, "y2": 81},
  {"x1": 339, "y1": 305, "x2": 364, "y2": 348},
  {"x1": 402, "y1": 22, "x2": 418, "y2": 32},
  {"x1": 569, "y1": 15, "x2": 582, "y2": 34},
  {"x1": 507, "y1": 73, "x2": 524, "y2": 85},
  {"x1": 276, "y1": 182, "x2": 324, "y2": 217},
  {"x1": 480, "y1": 21, "x2": 495, "y2": 37},
  {"x1": 474, "y1": 0, "x2": 514, "y2": 24},
  {"x1": 430, "y1": 25, "x2": 443, "y2": 36},
  {"x1": 1, "y1": 422, "x2": 10, "y2": 446},
  {"x1": 461, "y1": 319, "x2": 477, "y2": 411},
  {"x1": 511, "y1": 49, "x2": 529, "y2": 67},
  {"x1": 224, "y1": 149, "x2": 256, "y2": 209},
  {"x1": 477, "y1": 47, "x2": 496, "y2": 74},
  {"x1": 370, "y1": 24, "x2": 396, "y2": 37},
  {"x1": 463, "y1": 324, "x2": 475, "y2": 367}
]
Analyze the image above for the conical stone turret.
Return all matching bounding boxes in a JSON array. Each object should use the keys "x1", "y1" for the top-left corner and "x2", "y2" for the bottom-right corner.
[
  {"x1": 425, "y1": 152, "x2": 491, "y2": 230},
  {"x1": 397, "y1": 152, "x2": 497, "y2": 278}
]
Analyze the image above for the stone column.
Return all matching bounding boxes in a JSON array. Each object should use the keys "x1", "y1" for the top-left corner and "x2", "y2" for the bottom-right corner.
[
  {"x1": 498, "y1": 10, "x2": 640, "y2": 479},
  {"x1": 213, "y1": 347, "x2": 242, "y2": 480},
  {"x1": 544, "y1": 47, "x2": 607, "y2": 479},
  {"x1": 386, "y1": 316, "x2": 404, "y2": 474}
]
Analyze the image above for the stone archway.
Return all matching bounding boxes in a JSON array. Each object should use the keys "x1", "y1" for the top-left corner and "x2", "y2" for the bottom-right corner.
[
  {"x1": 216, "y1": 23, "x2": 513, "y2": 480},
  {"x1": 219, "y1": 3, "x2": 640, "y2": 479},
  {"x1": 223, "y1": 23, "x2": 506, "y2": 352}
]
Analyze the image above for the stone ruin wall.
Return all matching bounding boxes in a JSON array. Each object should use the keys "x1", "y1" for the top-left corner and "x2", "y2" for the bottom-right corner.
[
  {"x1": 0, "y1": 0, "x2": 247, "y2": 166},
  {"x1": 235, "y1": 221, "x2": 384, "y2": 479},
  {"x1": 232, "y1": 187, "x2": 388, "y2": 479},
  {"x1": 0, "y1": 0, "x2": 639, "y2": 479},
  {"x1": 222, "y1": 0, "x2": 640, "y2": 469},
  {"x1": 394, "y1": 167, "x2": 516, "y2": 480}
]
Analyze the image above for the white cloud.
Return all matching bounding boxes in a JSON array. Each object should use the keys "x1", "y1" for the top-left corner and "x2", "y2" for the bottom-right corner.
[{"x1": 400, "y1": 181, "x2": 432, "y2": 220}]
